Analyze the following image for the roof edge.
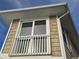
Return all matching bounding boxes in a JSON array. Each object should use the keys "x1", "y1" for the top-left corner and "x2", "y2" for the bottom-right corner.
[{"x1": 0, "y1": 2, "x2": 66, "y2": 14}]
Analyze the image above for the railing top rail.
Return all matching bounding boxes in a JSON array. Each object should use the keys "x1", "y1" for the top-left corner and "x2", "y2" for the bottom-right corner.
[{"x1": 16, "y1": 34, "x2": 49, "y2": 38}]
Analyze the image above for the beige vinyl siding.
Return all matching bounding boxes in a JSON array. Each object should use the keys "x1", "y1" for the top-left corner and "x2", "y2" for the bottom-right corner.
[
  {"x1": 2, "y1": 19, "x2": 20, "y2": 53},
  {"x1": 50, "y1": 16, "x2": 61, "y2": 56}
]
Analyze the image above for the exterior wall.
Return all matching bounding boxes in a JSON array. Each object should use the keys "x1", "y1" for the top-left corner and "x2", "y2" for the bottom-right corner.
[
  {"x1": 1, "y1": 16, "x2": 62, "y2": 56},
  {"x1": 49, "y1": 16, "x2": 61, "y2": 56},
  {"x1": 2, "y1": 19, "x2": 20, "y2": 53}
]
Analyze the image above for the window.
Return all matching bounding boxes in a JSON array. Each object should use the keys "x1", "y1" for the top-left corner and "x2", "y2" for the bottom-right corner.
[
  {"x1": 20, "y1": 22, "x2": 32, "y2": 36},
  {"x1": 10, "y1": 19, "x2": 50, "y2": 56},
  {"x1": 20, "y1": 20, "x2": 46, "y2": 36},
  {"x1": 34, "y1": 20, "x2": 46, "y2": 35}
]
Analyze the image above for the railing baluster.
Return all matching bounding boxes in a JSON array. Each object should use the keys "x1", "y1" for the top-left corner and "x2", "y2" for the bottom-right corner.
[
  {"x1": 35, "y1": 37, "x2": 37, "y2": 53},
  {"x1": 38, "y1": 36, "x2": 41, "y2": 53},
  {"x1": 19, "y1": 39, "x2": 22, "y2": 54},
  {"x1": 33, "y1": 37, "x2": 34, "y2": 53},
  {"x1": 20, "y1": 38, "x2": 22, "y2": 54},
  {"x1": 42, "y1": 35, "x2": 43, "y2": 53},
  {"x1": 26, "y1": 37, "x2": 28, "y2": 53},
  {"x1": 43, "y1": 36, "x2": 44, "y2": 53},
  {"x1": 36, "y1": 36, "x2": 37, "y2": 53},
  {"x1": 24, "y1": 37, "x2": 26, "y2": 54},
  {"x1": 40, "y1": 36, "x2": 42, "y2": 53},
  {"x1": 24, "y1": 38, "x2": 25, "y2": 54},
  {"x1": 34, "y1": 36, "x2": 36, "y2": 54},
  {"x1": 35, "y1": 36, "x2": 36, "y2": 53},
  {"x1": 45, "y1": 36, "x2": 47, "y2": 53},
  {"x1": 25, "y1": 36, "x2": 27, "y2": 54},
  {"x1": 21, "y1": 39, "x2": 23, "y2": 54},
  {"x1": 17, "y1": 38, "x2": 19, "y2": 54},
  {"x1": 22, "y1": 38, "x2": 24, "y2": 54},
  {"x1": 43, "y1": 36, "x2": 45, "y2": 53},
  {"x1": 38, "y1": 36, "x2": 39, "y2": 53},
  {"x1": 23, "y1": 37, "x2": 25, "y2": 54},
  {"x1": 27, "y1": 36, "x2": 30, "y2": 54},
  {"x1": 32, "y1": 37, "x2": 36, "y2": 54}
]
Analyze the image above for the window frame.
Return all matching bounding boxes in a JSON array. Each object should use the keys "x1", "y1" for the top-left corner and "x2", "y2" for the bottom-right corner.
[
  {"x1": 14, "y1": 17, "x2": 51, "y2": 54},
  {"x1": 20, "y1": 22, "x2": 33, "y2": 36},
  {"x1": 17, "y1": 18, "x2": 50, "y2": 36}
]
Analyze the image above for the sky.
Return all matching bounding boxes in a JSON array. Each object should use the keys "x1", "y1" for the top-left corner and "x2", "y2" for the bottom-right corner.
[
  {"x1": 0, "y1": 0, "x2": 79, "y2": 49},
  {"x1": 67, "y1": 0, "x2": 79, "y2": 33}
]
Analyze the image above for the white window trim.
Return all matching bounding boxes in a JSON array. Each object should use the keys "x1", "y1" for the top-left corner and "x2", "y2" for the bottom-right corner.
[
  {"x1": 13, "y1": 17, "x2": 51, "y2": 54},
  {"x1": 46, "y1": 17, "x2": 51, "y2": 54},
  {"x1": 0, "y1": 20, "x2": 13, "y2": 54},
  {"x1": 16, "y1": 17, "x2": 50, "y2": 36}
]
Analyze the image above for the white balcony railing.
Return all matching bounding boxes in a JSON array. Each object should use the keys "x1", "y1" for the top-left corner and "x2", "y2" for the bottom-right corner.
[{"x1": 9, "y1": 34, "x2": 50, "y2": 56}]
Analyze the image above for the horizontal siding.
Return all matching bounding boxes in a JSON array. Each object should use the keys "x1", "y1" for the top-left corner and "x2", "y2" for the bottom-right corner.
[
  {"x1": 50, "y1": 16, "x2": 61, "y2": 56},
  {"x1": 2, "y1": 19, "x2": 20, "y2": 53}
]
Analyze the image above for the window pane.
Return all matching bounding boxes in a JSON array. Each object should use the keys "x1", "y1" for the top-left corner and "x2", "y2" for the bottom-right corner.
[
  {"x1": 20, "y1": 22, "x2": 32, "y2": 36},
  {"x1": 34, "y1": 20, "x2": 46, "y2": 35}
]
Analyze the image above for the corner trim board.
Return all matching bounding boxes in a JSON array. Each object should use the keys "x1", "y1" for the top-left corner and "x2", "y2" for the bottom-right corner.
[
  {"x1": 56, "y1": 16, "x2": 67, "y2": 59},
  {"x1": 0, "y1": 21, "x2": 13, "y2": 53}
]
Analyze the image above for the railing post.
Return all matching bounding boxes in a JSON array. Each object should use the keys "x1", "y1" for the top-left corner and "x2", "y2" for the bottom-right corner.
[
  {"x1": 27, "y1": 36, "x2": 32, "y2": 55},
  {"x1": 47, "y1": 35, "x2": 50, "y2": 54}
]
